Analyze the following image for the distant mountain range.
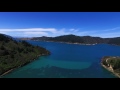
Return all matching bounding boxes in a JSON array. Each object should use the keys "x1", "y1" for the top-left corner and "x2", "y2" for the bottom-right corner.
[{"x1": 19, "y1": 34, "x2": 120, "y2": 45}]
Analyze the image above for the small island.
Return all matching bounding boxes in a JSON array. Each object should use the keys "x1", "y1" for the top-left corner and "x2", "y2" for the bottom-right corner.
[
  {"x1": 101, "y1": 56, "x2": 120, "y2": 78},
  {"x1": 0, "y1": 34, "x2": 50, "y2": 77}
]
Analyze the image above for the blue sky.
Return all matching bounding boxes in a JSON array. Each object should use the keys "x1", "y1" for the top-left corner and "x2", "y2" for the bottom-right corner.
[{"x1": 0, "y1": 12, "x2": 120, "y2": 38}]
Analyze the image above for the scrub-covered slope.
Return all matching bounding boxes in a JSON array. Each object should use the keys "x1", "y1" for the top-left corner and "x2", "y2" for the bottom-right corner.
[{"x1": 0, "y1": 34, "x2": 50, "y2": 75}]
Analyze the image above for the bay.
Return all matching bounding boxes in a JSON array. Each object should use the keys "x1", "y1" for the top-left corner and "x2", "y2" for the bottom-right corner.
[{"x1": 2, "y1": 41, "x2": 120, "y2": 78}]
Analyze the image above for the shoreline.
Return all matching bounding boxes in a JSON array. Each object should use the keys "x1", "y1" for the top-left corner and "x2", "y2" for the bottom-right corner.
[
  {"x1": 0, "y1": 54, "x2": 48, "y2": 78},
  {"x1": 101, "y1": 63, "x2": 120, "y2": 78},
  {"x1": 34, "y1": 40, "x2": 98, "y2": 45},
  {"x1": 0, "y1": 69, "x2": 14, "y2": 77},
  {"x1": 31, "y1": 40, "x2": 120, "y2": 47}
]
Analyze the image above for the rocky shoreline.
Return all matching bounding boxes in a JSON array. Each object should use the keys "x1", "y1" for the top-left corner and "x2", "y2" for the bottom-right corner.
[
  {"x1": 101, "y1": 56, "x2": 120, "y2": 78},
  {"x1": 101, "y1": 63, "x2": 120, "y2": 78}
]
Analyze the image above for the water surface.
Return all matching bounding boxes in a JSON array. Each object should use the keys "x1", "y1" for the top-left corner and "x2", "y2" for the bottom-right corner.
[{"x1": 3, "y1": 41, "x2": 120, "y2": 78}]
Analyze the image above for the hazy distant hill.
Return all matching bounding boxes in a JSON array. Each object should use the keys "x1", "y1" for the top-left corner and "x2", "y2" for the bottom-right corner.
[
  {"x1": 31, "y1": 36, "x2": 52, "y2": 41},
  {"x1": 29, "y1": 35, "x2": 108, "y2": 44},
  {"x1": 81, "y1": 36, "x2": 104, "y2": 44},
  {"x1": 0, "y1": 34, "x2": 50, "y2": 75},
  {"x1": 48, "y1": 34, "x2": 84, "y2": 43},
  {"x1": 108, "y1": 37, "x2": 120, "y2": 45},
  {"x1": 30, "y1": 34, "x2": 85, "y2": 43},
  {"x1": 19, "y1": 34, "x2": 120, "y2": 45}
]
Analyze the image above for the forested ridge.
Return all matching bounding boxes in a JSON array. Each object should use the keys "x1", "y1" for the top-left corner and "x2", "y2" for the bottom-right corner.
[{"x1": 0, "y1": 34, "x2": 50, "y2": 75}]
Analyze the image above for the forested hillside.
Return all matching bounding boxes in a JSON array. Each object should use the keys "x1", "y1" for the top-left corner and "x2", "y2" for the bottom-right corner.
[{"x1": 0, "y1": 34, "x2": 50, "y2": 75}]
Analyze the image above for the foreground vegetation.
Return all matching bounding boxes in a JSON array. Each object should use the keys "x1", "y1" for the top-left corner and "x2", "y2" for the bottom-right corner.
[
  {"x1": 101, "y1": 56, "x2": 120, "y2": 78},
  {"x1": 0, "y1": 34, "x2": 50, "y2": 75}
]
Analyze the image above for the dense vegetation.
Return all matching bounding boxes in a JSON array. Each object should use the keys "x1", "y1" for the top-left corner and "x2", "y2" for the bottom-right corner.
[
  {"x1": 0, "y1": 34, "x2": 50, "y2": 75},
  {"x1": 101, "y1": 56, "x2": 120, "y2": 75}
]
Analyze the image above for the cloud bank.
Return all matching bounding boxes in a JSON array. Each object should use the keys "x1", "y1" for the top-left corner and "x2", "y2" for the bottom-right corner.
[
  {"x1": 0, "y1": 28, "x2": 80, "y2": 37},
  {"x1": 0, "y1": 27, "x2": 120, "y2": 38}
]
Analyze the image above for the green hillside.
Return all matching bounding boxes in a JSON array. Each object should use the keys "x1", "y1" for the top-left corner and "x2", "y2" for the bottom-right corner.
[{"x1": 0, "y1": 34, "x2": 50, "y2": 75}]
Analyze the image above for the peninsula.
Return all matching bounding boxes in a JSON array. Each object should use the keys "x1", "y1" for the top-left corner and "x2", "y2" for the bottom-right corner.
[
  {"x1": 0, "y1": 34, "x2": 50, "y2": 77},
  {"x1": 101, "y1": 56, "x2": 120, "y2": 78}
]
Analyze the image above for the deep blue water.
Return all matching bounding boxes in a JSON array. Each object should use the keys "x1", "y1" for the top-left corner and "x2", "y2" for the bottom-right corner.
[{"x1": 2, "y1": 41, "x2": 120, "y2": 78}]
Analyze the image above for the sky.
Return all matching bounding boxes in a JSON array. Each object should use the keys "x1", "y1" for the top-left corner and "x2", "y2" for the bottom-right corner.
[{"x1": 0, "y1": 12, "x2": 120, "y2": 38}]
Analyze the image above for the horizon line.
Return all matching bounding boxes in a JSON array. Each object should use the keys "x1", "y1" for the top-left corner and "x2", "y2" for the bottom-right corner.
[{"x1": 11, "y1": 34, "x2": 120, "y2": 39}]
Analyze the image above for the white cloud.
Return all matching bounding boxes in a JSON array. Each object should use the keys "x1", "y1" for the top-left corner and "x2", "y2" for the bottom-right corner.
[
  {"x1": 103, "y1": 27, "x2": 120, "y2": 31},
  {"x1": 0, "y1": 28, "x2": 57, "y2": 32},
  {"x1": 70, "y1": 29, "x2": 75, "y2": 31},
  {"x1": 74, "y1": 30, "x2": 79, "y2": 32},
  {"x1": 0, "y1": 28, "x2": 72, "y2": 37},
  {"x1": 69, "y1": 28, "x2": 80, "y2": 32},
  {"x1": 23, "y1": 31, "x2": 48, "y2": 36},
  {"x1": 91, "y1": 32, "x2": 120, "y2": 38},
  {"x1": 0, "y1": 27, "x2": 120, "y2": 38},
  {"x1": 0, "y1": 31, "x2": 9, "y2": 34},
  {"x1": 0, "y1": 28, "x2": 57, "y2": 37},
  {"x1": 81, "y1": 27, "x2": 120, "y2": 38},
  {"x1": 24, "y1": 31, "x2": 48, "y2": 34}
]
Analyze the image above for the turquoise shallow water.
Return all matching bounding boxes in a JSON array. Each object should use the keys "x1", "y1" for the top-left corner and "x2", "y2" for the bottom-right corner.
[{"x1": 2, "y1": 41, "x2": 120, "y2": 78}]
